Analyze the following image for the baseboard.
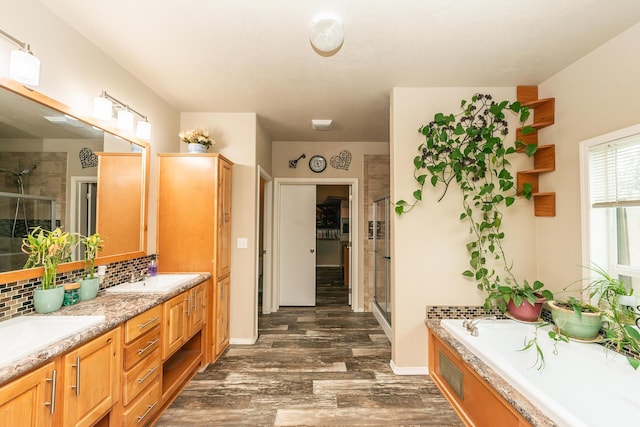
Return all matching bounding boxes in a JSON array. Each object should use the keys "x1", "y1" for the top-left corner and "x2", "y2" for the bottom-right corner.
[
  {"x1": 230, "y1": 335, "x2": 257, "y2": 345},
  {"x1": 390, "y1": 360, "x2": 429, "y2": 376}
]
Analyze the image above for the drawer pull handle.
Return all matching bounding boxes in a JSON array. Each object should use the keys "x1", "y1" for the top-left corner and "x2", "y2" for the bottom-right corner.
[
  {"x1": 137, "y1": 400, "x2": 158, "y2": 423},
  {"x1": 138, "y1": 316, "x2": 159, "y2": 330},
  {"x1": 138, "y1": 338, "x2": 160, "y2": 355},
  {"x1": 137, "y1": 366, "x2": 158, "y2": 384},
  {"x1": 45, "y1": 369, "x2": 57, "y2": 414},
  {"x1": 71, "y1": 356, "x2": 81, "y2": 396}
]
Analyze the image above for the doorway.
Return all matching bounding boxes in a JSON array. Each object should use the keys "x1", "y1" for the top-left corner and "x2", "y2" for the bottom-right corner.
[
  {"x1": 70, "y1": 176, "x2": 97, "y2": 259},
  {"x1": 315, "y1": 185, "x2": 350, "y2": 306},
  {"x1": 272, "y1": 177, "x2": 358, "y2": 313}
]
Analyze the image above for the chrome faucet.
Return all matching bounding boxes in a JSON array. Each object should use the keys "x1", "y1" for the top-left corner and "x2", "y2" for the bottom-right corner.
[
  {"x1": 462, "y1": 315, "x2": 496, "y2": 336},
  {"x1": 129, "y1": 268, "x2": 148, "y2": 283}
]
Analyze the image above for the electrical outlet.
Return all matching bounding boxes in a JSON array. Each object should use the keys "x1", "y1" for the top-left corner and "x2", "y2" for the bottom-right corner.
[{"x1": 237, "y1": 238, "x2": 248, "y2": 249}]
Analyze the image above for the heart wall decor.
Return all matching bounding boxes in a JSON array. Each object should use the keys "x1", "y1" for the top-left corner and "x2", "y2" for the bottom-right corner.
[
  {"x1": 330, "y1": 150, "x2": 352, "y2": 170},
  {"x1": 79, "y1": 147, "x2": 98, "y2": 168}
]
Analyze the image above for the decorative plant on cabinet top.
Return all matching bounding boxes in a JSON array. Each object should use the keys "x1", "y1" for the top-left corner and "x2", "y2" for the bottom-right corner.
[{"x1": 395, "y1": 93, "x2": 553, "y2": 314}]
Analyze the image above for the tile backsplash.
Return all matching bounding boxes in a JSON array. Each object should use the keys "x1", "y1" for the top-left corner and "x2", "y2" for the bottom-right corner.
[{"x1": 0, "y1": 255, "x2": 153, "y2": 322}]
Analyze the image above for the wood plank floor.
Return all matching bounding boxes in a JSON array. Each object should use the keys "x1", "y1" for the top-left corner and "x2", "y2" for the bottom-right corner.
[{"x1": 157, "y1": 280, "x2": 462, "y2": 426}]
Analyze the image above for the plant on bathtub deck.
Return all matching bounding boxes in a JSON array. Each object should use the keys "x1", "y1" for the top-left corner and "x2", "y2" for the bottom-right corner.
[
  {"x1": 578, "y1": 265, "x2": 640, "y2": 369},
  {"x1": 520, "y1": 322, "x2": 569, "y2": 371},
  {"x1": 394, "y1": 93, "x2": 553, "y2": 312}
]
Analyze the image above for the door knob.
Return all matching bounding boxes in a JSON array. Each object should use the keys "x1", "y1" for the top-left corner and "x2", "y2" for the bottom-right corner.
[{"x1": 310, "y1": 249, "x2": 315, "y2": 253}]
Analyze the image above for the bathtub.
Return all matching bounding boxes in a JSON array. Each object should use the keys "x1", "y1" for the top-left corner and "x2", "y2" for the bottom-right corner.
[{"x1": 440, "y1": 319, "x2": 640, "y2": 427}]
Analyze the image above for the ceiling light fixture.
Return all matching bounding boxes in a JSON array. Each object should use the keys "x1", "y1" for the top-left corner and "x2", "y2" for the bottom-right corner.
[
  {"x1": 0, "y1": 29, "x2": 40, "y2": 86},
  {"x1": 310, "y1": 13, "x2": 344, "y2": 53},
  {"x1": 312, "y1": 119, "x2": 333, "y2": 131},
  {"x1": 92, "y1": 91, "x2": 152, "y2": 140}
]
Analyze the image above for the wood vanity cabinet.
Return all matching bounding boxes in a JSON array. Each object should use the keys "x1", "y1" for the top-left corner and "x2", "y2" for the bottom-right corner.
[
  {"x1": 162, "y1": 283, "x2": 207, "y2": 360},
  {"x1": 62, "y1": 327, "x2": 121, "y2": 427},
  {"x1": 0, "y1": 360, "x2": 60, "y2": 426},
  {"x1": 121, "y1": 306, "x2": 162, "y2": 427},
  {"x1": 157, "y1": 154, "x2": 233, "y2": 364},
  {"x1": 156, "y1": 283, "x2": 206, "y2": 422}
]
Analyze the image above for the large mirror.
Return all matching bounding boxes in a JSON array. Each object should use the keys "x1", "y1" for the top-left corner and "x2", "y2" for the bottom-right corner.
[{"x1": 0, "y1": 78, "x2": 148, "y2": 280}]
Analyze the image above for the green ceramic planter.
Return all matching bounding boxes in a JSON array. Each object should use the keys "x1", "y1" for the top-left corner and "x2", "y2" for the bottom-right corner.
[
  {"x1": 549, "y1": 300, "x2": 603, "y2": 340},
  {"x1": 33, "y1": 286, "x2": 64, "y2": 313},
  {"x1": 79, "y1": 277, "x2": 100, "y2": 301}
]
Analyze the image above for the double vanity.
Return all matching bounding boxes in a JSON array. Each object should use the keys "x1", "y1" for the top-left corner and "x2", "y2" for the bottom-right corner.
[{"x1": 0, "y1": 273, "x2": 210, "y2": 426}]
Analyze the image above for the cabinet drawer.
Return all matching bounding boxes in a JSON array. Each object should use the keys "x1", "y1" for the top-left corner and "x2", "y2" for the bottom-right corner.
[
  {"x1": 122, "y1": 348, "x2": 161, "y2": 406},
  {"x1": 122, "y1": 381, "x2": 160, "y2": 427},
  {"x1": 123, "y1": 326, "x2": 161, "y2": 371},
  {"x1": 124, "y1": 305, "x2": 162, "y2": 343}
]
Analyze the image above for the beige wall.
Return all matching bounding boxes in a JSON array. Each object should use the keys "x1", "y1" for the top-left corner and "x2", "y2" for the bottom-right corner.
[
  {"x1": 256, "y1": 117, "x2": 273, "y2": 177},
  {"x1": 273, "y1": 140, "x2": 389, "y2": 310},
  {"x1": 0, "y1": 0, "x2": 180, "y2": 253},
  {"x1": 536, "y1": 23, "x2": 640, "y2": 294},
  {"x1": 390, "y1": 87, "x2": 539, "y2": 370},
  {"x1": 180, "y1": 112, "x2": 262, "y2": 343}
]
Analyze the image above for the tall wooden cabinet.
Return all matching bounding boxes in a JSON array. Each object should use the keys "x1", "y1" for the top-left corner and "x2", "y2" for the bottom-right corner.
[{"x1": 157, "y1": 154, "x2": 233, "y2": 363}]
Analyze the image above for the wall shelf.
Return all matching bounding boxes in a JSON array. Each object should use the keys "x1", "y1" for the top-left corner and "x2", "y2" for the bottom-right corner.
[{"x1": 516, "y1": 86, "x2": 556, "y2": 217}]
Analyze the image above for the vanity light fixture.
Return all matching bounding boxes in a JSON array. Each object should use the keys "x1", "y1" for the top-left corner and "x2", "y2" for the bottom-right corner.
[
  {"x1": 92, "y1": 91, "x2": 152, "y2": 140},
  {"x1": 117, "y1": 108, "x2": 134, "y2": 131},
  {"x1": 92, "y1": 95, "x2": 113, "y2": 121},
  {"x1": 135, "y1": 119, "x2": 151, "y2": 140},
  {"x1": 0, "y1": 29, "x2": 40, "y2": 86},
  {"x1": 310, "y1": 13, "x2": 344, "y2": 53}
]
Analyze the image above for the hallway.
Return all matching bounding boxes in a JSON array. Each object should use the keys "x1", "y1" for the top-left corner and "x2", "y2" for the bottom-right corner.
[{"x1": 157, "y1": 281, "x2": 462, "y2": 426}]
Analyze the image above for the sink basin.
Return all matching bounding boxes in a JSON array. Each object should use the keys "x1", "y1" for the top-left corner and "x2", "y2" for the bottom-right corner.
[
  {"x1": 105, "y1": 273, "x2": 200, "y2": 294},
  {"x1": 0, "y1": 315, "x2": 105, "y2": 367}
]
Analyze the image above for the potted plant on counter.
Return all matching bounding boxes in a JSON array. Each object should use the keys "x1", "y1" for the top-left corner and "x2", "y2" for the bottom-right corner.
[
  {"x1": 395, "y1": 93, "x2": 553, "y2": 319},
  {"x1": 79, "y1": 232, "x2": 104, "y2": 301},
  {"x1": 22, "y1": 227, "x2": 78, "y2": 313}
]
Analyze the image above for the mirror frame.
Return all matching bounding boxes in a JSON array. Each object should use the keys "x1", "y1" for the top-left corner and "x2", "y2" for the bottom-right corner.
[{"x1": 0, "y1": 77, "x2": 150, "y2": 283}]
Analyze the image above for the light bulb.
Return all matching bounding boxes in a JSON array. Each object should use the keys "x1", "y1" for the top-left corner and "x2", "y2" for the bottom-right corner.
[
  {"x1": 93, "y1": 96, "x2": 113, "y2": 121},
  {"x1": 117, "y1": 109, "x2": 134, "y2": 131},
  {"x1": 136, "y1": 120, "x2": 151, "y2": 140},
  {"x1": 9, "y1": 49, "x2": 40, "y2": 86}
]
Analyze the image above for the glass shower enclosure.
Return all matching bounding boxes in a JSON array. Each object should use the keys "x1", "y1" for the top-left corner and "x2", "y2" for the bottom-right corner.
[
  {"x1": 373, "y1": 196, "x2": 391, "y2": 325},
  {"x1": 0, "y1": 192, "x2": 56, "y2": 272}
]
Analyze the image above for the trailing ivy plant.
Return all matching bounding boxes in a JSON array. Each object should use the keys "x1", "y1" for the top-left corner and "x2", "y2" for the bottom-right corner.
[{"x1": 396, "y1": 93, "x2": 553, "y2": 311}]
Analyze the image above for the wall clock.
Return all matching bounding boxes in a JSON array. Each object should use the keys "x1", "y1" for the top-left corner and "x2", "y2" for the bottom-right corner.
[{"x1": 309, "y1": 155, "x2": 327, "y2": 173}]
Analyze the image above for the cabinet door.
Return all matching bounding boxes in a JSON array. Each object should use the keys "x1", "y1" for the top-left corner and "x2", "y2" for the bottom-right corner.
[
  {"x1": 97, "y1": 153, "x2": 145, "y2": 257},
  {"x1": 215, "y1": 276, "x2": 230, "y2": 356},
  {"x1": 217, "y1": 159, "x2": 232, "y2": 278},
  {"x1": 63, "y1": 328, "x2": 121, "y2": 427},
  {"x1": 189, "y1": 283, "x2": 206, "y2": 336},
  {"x1": 162, "y1": 293, "x2": 187, "y2": 360},
  {"x1": 157, "y1": 155, "x2": 217, "y2": 273},
  {"x1": 0, "y1": 361, "x2": 59, "y2": 426}
]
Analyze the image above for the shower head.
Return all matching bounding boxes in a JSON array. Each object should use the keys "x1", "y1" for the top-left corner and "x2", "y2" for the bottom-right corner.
[{"x1": 18, "y1": 165, "x2": 37, "y2": 176}]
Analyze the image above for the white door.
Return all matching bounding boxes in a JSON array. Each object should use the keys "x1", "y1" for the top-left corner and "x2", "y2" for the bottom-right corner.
[{"x1": 279, "y1": 184, "x2": 316, "y2": 306}]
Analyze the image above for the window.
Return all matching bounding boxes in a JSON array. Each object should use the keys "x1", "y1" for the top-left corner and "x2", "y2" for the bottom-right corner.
[{"x1": 582, "y1": 125, "x2": 640, "y2": 294}]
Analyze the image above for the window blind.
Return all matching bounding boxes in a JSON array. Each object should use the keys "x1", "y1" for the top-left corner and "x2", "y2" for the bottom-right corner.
[{"x1": 590, "y1": 135, "x2": 640, "y2": 208}]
